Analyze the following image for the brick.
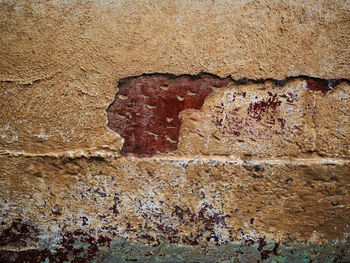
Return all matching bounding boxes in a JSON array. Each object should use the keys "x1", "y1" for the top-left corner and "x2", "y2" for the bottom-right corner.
[{"x1": 107, "y1": 74, "x2": 231, "y2": 156}]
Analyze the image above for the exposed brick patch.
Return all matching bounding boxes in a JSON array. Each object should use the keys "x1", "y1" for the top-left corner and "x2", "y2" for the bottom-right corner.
[{"x1": 107, "y1": 74, "x2": 231, "y2": 156}]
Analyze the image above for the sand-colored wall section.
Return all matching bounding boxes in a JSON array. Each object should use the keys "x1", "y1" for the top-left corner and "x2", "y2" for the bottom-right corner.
[
  {"x1": 1, "y1": 155, "x2": 349, "y2": 244},
  {"x1": 1, "y1": 0, "x2": 350, "y2": 262}
]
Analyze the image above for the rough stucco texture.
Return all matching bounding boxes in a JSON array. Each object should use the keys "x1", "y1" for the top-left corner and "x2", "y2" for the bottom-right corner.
[{"x1": 1, "y1": 0, "x2": 350, "y2": 262}]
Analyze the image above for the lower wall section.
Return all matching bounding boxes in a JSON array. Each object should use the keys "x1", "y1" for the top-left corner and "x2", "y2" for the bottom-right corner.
[{"x1": 0, "y1": 154, "x2": 349, "y2": 262}]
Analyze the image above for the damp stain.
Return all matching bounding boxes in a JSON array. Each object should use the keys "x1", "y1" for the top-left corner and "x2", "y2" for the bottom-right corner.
[
  {"x1": 0, "y1": 221, "x2": 111, "y2": 263},
  {"x1": 1, "y1": 220, "x2": 349, "y2": 263}
]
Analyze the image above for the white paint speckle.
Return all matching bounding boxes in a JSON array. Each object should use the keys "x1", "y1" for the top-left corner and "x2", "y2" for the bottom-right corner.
[{"x1": 35, "y1": 129, "x2": 52, "y2": 140}]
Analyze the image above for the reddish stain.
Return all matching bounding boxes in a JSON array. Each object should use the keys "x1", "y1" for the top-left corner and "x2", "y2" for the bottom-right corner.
[
  {"x1": 172, "y1": 202, "x2": 229, "y2": 246},
  {"x1": 277, "y1": 118, "x2": 286, "y2": 129},
  {"x1": 0, "y1": 221, "x2": 111, "y2": 263},
  {"x1": 0, "y1": 220, "x2": 38, "y2": 247},
  {"x1": 109, "y1": 193, "x2": 121, "y2": 216},
  {"x1": 212, "y1": 106, "x2": 244, "y2": 136},
  {"x1": 107, "y1": 74, "x2": 231, "y2": 156},
  {"x1": 247, "y1": 93, "x2": 282, "y2": 122},
  {"x1": 286, "y1": 92, "x2": 298, "y2": 103},
  {"x1": 306, "y1": 79, "x2": 329, "y2": 95}
]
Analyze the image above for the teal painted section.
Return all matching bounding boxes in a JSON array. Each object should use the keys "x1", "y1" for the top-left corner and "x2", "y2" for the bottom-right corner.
[{"x1": 91, "y1": 238, "x2": 350, "y2": 263}]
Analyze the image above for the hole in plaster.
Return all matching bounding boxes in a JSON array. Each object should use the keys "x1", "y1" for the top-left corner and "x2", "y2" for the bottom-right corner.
[{"x1": 107, "y1": 73, "x2": 232, "y2": 156}]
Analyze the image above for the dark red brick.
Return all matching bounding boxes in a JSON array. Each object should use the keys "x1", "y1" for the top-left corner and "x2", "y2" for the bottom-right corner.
[{"x1": 107, "y1": 74, "x2": 231, "y2": 156}]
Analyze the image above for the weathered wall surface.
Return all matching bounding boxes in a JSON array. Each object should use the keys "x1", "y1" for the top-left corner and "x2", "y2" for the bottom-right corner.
[{"x1": 0, "y1": 0, "x2": 349, "y2": 262}]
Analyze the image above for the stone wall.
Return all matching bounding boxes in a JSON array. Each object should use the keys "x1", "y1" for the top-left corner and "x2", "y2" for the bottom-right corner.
[{"x1": 0, "y1": 1, "x2": 349, "y2": 262}]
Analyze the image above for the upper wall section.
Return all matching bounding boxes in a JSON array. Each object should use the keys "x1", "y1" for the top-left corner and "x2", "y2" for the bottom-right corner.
[
  {"x1": 0, "y1": 0, "x2": 349, "y2": 154},
  {"x1": 1, "y1": 0, "x2": 349, "y2": 80}
]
